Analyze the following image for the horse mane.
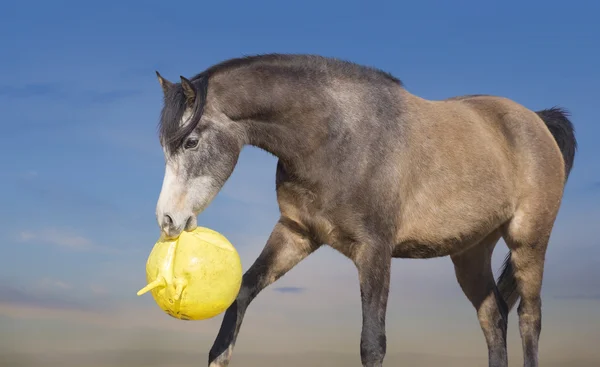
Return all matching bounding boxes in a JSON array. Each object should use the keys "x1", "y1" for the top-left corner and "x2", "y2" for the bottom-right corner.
[
  {"x1": 158, "y1": 53, "x2": 404, "y2": 154},
  {"x1": 158, "y1": 74, "x2": 209, "y2": 155}
]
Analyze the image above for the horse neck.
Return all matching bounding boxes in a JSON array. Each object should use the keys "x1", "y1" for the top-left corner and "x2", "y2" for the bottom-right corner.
[{"x1": 210, "y1": 68, "x2": 332, "y2": 171}]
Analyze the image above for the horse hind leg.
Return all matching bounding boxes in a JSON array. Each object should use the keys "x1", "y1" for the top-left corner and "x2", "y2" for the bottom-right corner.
[
  {"x1": 451, "y1": 229, "x2": 508, "y2": 367},
  {"x1": 497, "y1": 200, "x2": 561, "y2": 367}
]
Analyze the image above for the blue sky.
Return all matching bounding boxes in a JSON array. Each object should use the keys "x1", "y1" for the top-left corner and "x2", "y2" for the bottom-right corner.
[{"x1": 1, "y1": 0, "x2": 599, "y2": 364}]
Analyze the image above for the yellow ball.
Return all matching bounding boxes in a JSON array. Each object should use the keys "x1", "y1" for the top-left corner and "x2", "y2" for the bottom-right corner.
[{"x1": 136, "y1": 227, "x2": 243, "y2": 320}]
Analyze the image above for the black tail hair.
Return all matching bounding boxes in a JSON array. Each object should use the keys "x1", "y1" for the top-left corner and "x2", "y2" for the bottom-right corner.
[{"x1": 497, "y1": 106, "x2": 577, "y2": 312}]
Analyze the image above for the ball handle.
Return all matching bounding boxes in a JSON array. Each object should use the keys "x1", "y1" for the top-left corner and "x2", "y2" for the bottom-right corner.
[{"x1": 136, "y1": 276, "x2": 166, "y2": 296}]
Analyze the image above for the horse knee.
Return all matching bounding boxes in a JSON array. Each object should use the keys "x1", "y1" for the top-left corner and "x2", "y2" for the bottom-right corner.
[
  {"x1": 517, "y1": 297, "x2": 542, "y2": 331},
  {"x1": 360, "y1": 329, "x2": 386, "y2": 367}
]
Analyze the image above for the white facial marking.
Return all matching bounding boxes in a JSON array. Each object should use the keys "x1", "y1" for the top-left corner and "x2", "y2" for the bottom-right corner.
[
  {"x1": 156, "y1": 108, "x2": 235, "y2": 235},
  {"x1": 156, "y1": 155, "x2": 220, "y2": 233},
  {"x1": 156, "y1": 160, "x2": 179, "y2": 216}
]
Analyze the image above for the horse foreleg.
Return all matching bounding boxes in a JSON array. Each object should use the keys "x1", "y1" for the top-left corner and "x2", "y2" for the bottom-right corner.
[
  {"x1": 351, "y1": 242, "x2": 392, "y2": 367},
  {"x1": 208, "y1": 218, "x2": 319, "y2": 367}
]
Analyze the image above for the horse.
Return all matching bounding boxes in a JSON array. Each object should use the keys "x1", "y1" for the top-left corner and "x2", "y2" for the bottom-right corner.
[{"x1": 153, "y1": 54, "x2": 576, "y2": 367}]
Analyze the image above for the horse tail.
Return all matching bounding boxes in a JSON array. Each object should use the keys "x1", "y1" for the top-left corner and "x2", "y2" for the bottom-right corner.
[
  {"x1": 497, "y1": 253, "x2": 519, "y2": 313},
  {"x1": 536, "y1": 106, "x2": 577, "y2": 179},
  {"x1": 497, "y1": 106, "x2": 577, "y2": 312}
]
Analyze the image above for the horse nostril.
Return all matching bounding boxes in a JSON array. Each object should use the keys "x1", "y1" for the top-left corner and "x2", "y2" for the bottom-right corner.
[
  {"x1": 184, "y1": 215, "x2": 196, "y2": 230},
  {"x1": 163, "y1": 214, "x2": 173, "y2": 228}
]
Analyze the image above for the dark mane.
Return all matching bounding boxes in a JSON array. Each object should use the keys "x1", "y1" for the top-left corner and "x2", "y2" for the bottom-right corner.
[
  {"x1": 192, "y1": 53, "x2": 403, "y2": 85},
  {"x1": 158, "y1": 74, "x2": 209, "y2": 155},
  {"x1": 158, "y1": 53, "x2": 404, "y2": 154}
]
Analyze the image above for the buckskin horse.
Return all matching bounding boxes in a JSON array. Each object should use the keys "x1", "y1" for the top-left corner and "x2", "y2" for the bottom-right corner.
[{"x1": 152, "y1": 54, "x2": 576, "y2": 367}]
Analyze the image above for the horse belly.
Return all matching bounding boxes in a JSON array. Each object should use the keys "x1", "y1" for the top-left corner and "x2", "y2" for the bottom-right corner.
[
  {"x1": 393, "y1": 222, "x2": 503, "y2": 259},
  {"x1": 393, "y1": 190, "x2": 514, "y2": 259},
  {"x1": 393, "y1": 234, "x2": 483, "y2": 259}
]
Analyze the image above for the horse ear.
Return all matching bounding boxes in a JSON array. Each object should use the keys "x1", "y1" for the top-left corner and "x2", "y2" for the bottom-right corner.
[
  {"x1": 180, "y1": 76, "x2": 196, "y2": 106},
  {"x1": 155, "y1": 71, "x2": 173, "y2": 95}
]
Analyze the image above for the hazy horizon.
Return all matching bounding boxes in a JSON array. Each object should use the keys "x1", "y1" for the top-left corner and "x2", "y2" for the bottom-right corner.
[{"x1": 1, "y1": 0, "x2": 599, "y2": 366}]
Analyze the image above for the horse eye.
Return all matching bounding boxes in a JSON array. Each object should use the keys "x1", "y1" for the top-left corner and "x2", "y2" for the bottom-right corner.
[{"x1": 184, "y1": 137, "x2": 199, "y2": 149}]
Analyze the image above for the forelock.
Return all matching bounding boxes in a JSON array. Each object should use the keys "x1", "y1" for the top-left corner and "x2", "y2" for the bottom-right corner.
[{"x1": 158, "y1": 75, "x2": 209, "y2": 155}]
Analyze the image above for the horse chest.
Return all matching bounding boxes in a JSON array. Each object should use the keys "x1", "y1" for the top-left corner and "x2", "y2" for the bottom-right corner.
[{"x1": 277, "y1": 183, "x2": 344, "y2": 244}]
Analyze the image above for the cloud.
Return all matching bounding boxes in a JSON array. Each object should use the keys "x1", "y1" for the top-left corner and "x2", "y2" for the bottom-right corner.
[
  {"x1": 0, "y1": 283, "x2": 93, "y2": 313},
  {"x1": 89, "y1": 284, "x2": 109, "y2": 295},
  {"x1": 17, "y1": 229, "x2": 94, "y2": 251},
  {"x1": 15, "y1": 228, "x2": 124, "y2": 254},
  {"x1": 38, "y1": 278, "x2": 72, "y2": 291},
  {"x1": 273, "y1": 286, "x2": 306, "y2": 294}
]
